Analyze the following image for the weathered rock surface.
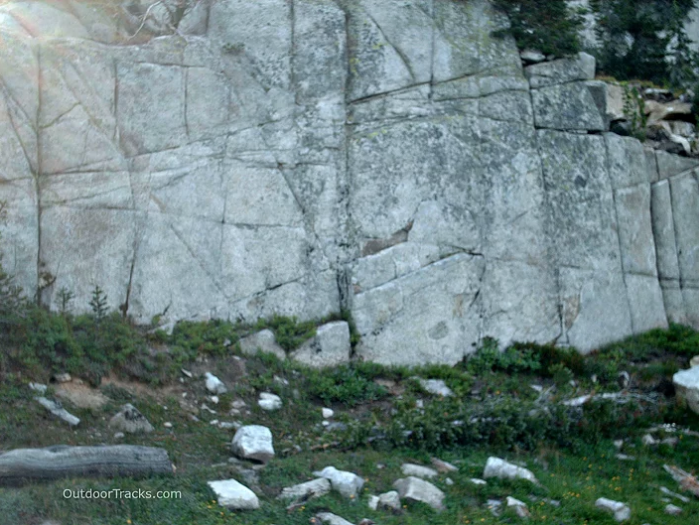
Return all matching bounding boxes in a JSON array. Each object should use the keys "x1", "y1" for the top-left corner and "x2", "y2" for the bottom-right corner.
[
  {"x1": 207, "y1": 479, "x2": 259, "y2": 510},
  {"x1": 393, "y1": 476, "x2": 445, "y2": 511},
  {"x1": 231, "y1": 425, "x2": 275, "y2": 463},
  {"x1": 0, "y1": 0, "x2": 697, "y2": 365},
  {"x1": 291, "y1": 322, "x2": 351, "y2": 368}
]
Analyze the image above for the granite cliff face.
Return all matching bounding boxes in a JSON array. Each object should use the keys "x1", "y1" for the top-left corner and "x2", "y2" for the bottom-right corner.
[{"x1": 0, "y1": 0, "x2": 697, "y2": 365}]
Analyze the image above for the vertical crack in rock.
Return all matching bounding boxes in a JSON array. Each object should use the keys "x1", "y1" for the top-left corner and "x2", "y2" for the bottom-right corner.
[
  {"x1": 35, "y1": 43, "x2": 44, "y2": 305},
  {"x1": 603, "y1": 139, "x2": 637, "y2": 332},
  {"x1": 428, "y1": 0, "x2": 435, "y2": 101}
]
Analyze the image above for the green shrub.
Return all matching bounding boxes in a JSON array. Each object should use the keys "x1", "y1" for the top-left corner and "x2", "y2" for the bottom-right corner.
[
  {"x1": 492, "y1": 0, "x2": 584, "y2": 56},
  {"x1": 307, "y1": 365, "x2": 388, "y2": 406},
  {"x1": 169, "y1": 319, "x2": 239, "y2": 362},
  {"x1": 590, "y1": 0, "x2": 698, "y2": 89},
  {"x1": 263, "y1": 315, "x2": 316, "y2": 352},
  {"x1": 465, "y1": 338, "x2": 542, "y2": 375}
]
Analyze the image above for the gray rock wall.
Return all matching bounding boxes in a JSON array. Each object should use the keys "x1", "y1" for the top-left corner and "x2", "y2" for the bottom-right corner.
[{"x1": 0, "y1": 0, "x2": 697, "y2": 365}]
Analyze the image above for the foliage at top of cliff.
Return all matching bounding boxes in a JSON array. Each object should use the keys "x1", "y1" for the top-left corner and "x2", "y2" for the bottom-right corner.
[
  {"x1": 591, "y1": 0, "x2": 698, "y2": 89},
  {"x1": 495, "y1": 0, "x2": 699, "y2": 90},
  {"x1": 492, "y1": 0, "x2": 586, "y2": 56}
]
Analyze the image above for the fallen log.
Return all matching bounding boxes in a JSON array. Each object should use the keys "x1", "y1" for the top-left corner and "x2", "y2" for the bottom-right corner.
[{"x1": 0, "y1": 445, "x2": 174, "y2": 486}]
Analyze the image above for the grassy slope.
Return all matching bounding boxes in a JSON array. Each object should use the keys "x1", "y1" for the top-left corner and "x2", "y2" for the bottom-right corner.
[{"x1": 0, "y1": 327, "x2": 698, "y2": 524}]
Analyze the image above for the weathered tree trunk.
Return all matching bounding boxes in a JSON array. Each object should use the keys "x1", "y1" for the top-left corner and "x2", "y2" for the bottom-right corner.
[{"x1": 0, "y1": 445, "x2": 174, "y2": 486}]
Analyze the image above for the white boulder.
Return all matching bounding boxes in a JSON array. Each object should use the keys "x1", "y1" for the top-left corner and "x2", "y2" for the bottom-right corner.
[
  {"x1": 315, "y1": 512, "x2": 353, "y2": 525},
  {"x1": 239, "y1": 329, "x2": 286, "y2": 360},
  {"x1": 313, "y1": 466, "x2": 364, "y2": 498},
  {"x1": 595, "y1": 497, "x2": 631, "y2": 522},
  {"x1": 393, "y1": 476, "x2": 445, "y2": 511},
  {"x1": 207, "y1": 479, "x2": 259, "y2": 510},
  {"x1": 673, "y1": 366, "x2": 698, "y2": 414},
  {"x1": 108, "y1": 404, "x2": 153, "y2": 434},
  {"x1": 483, "y1": 457, "x2": 537, "y2": 484},
  {"x1": 401, "y1": 463, "x2": 438, "y2": 479},
  {"x1": 277, "y1": 478, "x2": 330, "y2": 500},
  {"x1": 37, "y1": 397, "x2": 80, "y2": 426},
  {"x1": 291, "y1": 322, "x2": 351, "y2": 368},
  {"x1": 231, "y1": 425, "x2": 275, "y2": 463}
]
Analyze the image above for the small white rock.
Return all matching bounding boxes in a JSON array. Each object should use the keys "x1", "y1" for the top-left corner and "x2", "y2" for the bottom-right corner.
[
  {"x1": 378, "y1": 490, "x2": 401, "y2": 511},
  {"x1": 258, "y1": 392, "x2": 283, "y2": 411},
  {"x1": 210, "y1": 396, "x2": 220, "y2": 404},
  {"x1": 164, "y1": 422, "x2": 173, "y2": 428},
  {"x1": 181, "y1": 368, "x2": 193, "y2": 378},
  {"x1": 507, "y1": 496, "x2": 530, "y2": 518},
  {"x1": 114, "y1": 432, "x2": 125, "y2": 439},
  {"x1": 368, "y1": 495, "x2": 379, "y2": 510},
  {"x1": 595, "y1": 497, "x2": 631, "y2": 522},
  {"x1": 417, "y1": 378, "x2": 453, "y2": 397},
  {"x1": 200, "y1": 403, "x2": 217, "y2": 414},
  {"x1": 205, "y1": 372, "x2": 227, "y2": 395},
  {"x1": 37, "y1": 397, "x2": 80, "y2": 426},
  {"x1": 431, "y1": 457, "x2": 458, "y2": 473},
  {"x1": 660, "y1": 486, "x2": 690, "y2": 503},
  {"x1": 642, "y1": 434, "x2": 657, "y2": 446},
  {"x1": 445, "y1": 478, "x2": 454, "y2": 486},
  {"x1": 401, "y1": 463, "x2": 439, "y2": 479},
  {"x1": 29, "y1": 382, "x2": 47, "y2": 394},
  {"x1": 664, "y1": 503, "x2": 682, "y2": 515},
  {"x1": 315, "y1": 512, "x2": 354, "y2": 525},
  {"x1": 470, "y1": 478, "x2": 487, "y2": 485},
  {"x1": 53, "y1": 373, "x2": 72, "y2": 383},
  {"x1": 322, "y1": 407, "x2": 334, "y2": 419}
]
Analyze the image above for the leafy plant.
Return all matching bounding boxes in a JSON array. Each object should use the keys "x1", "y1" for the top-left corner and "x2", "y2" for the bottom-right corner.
[
  {"x1": 307, "y1": 365, "x2": 388, "y2": 406},
  {"x1": 622, "y1": 84, "x2": 648, "y2": 140},
  {"x1": 264, "y1": 315, "x2": 316, "y2": 352},
  {"x1": 89, "y1": 285, "x2": 109, "y2": 322},
  {"x1": 548, "y1": 362, "x2": 574, "y2": 387}
]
